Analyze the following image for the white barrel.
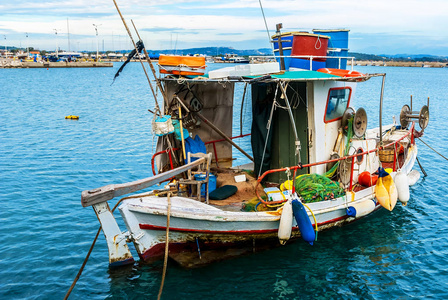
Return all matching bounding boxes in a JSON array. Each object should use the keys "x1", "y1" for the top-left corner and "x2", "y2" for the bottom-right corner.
[
  {"x1": 408, "y1": 169, "x2": 421, "y2": 186},
  {"x1": 395, "y1": 170, "x2": 410, "y2": 205},
  {"x1": 278, "y1": 199, "x2": 293, "y2": 245},
  {"x1": 347, "y1": 199, "x2": 376, "y2": 218}
]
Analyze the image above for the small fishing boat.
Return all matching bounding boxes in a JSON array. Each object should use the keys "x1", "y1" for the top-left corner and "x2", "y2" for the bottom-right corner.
[
  {"x1": 222, "y1": 54, "x2": 250, "y2": 63},
  {"x1": 81, "y1": 28, "x2": 430, "y2": 268}
]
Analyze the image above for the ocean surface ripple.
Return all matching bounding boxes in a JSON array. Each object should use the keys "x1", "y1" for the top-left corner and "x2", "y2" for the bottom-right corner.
[{"x1": 1, "y1": 64, "x2": 447, "y2": 299}]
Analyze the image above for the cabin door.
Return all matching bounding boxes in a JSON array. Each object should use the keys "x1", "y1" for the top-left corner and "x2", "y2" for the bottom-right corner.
[{"x1": 251, "y1": 82, "x2": 308, "y2": 183}]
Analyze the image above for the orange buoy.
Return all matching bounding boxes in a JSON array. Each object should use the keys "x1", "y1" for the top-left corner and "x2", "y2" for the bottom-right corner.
[{"x1": 358, "y1": 171, "x2": 378, "y2": 187}]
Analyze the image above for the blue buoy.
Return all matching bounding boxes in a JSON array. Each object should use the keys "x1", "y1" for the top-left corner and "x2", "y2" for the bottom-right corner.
[{"x1": 291, "y1": 199, "x2": 315, "y2": 245}]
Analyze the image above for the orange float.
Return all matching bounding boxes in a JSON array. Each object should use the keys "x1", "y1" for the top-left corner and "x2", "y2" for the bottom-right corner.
[
  {"x1": 317, "y1": 68, "x2": 365, "y2": 79},
  {"x1": 358, "y1": 171, "x2": 378, "y2": 187},
  {"x1": 158, "y1": 55, "x2": 206, "y2": 76}
]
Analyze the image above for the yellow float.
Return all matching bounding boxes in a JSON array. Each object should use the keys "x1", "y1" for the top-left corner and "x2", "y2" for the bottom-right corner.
[{"x1": 375, "y1": 167, "x2": 398, "y2": 211}]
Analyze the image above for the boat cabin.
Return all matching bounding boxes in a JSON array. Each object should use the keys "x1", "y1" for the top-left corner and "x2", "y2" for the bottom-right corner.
[{"x1": 155, "y1": 69, "x2": 375, "y2": 190}]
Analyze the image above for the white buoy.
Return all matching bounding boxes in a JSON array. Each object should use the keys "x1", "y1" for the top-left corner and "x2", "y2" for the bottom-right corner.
[
  {"x1": 278, "y1": 199, "x2": 293, "y2": 245},
  {"x1": 408, "y1": 169, "x2": 421, "y2": 186},
  {"x1": 347, "y1": 199, "x2": 376, "y2": 218},
  {"x1": 389, "y1": 181, "x2": 398, "y2": 210},
  {"x1": 395, "y1": 170, "x2": 410, "y2": 205}
]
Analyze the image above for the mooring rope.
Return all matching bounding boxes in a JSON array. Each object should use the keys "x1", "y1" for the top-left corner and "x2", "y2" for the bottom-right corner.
[
  {"x1": 157, "y1": 192, "x2": 171, "y2": 300},
  {"x1": 63, "y1": 227, "x2": 101, "y2": 300},
  {"x1": 418, "y1": 137, "x2": 448, "y2": 161},
  {"x1": 63, "y1": 197, "x2": 130, "y2": 300}
]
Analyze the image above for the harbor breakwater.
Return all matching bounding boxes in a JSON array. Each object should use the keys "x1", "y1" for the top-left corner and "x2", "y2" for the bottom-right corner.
[
  {"x1": 0, "y1": 59, "x2": 113, "y2": 68},
  {"x1": 350, "y1": 60, "x2": 447, "y2": 68}
]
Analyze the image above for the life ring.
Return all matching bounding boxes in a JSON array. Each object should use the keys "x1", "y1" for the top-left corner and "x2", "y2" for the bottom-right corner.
[{"x1": 317, "y1": 68, "x2": 365, "y2": 79}]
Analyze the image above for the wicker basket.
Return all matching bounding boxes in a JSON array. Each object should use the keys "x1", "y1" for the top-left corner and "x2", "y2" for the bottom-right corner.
[{"x1": 379, "y1": 148, "x2": 394, "y2": 162}]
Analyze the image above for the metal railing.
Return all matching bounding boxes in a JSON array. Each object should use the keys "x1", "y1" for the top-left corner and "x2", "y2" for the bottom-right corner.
[
  {"x1": 151, "y1": 133, "x2": 251, "y2": 175},
  {"x1": 255, "y1": 123, "x2": 415, "y2": 205},
  {"x1": 249, "y1": 55, "x2": 356, "y2": 71}
]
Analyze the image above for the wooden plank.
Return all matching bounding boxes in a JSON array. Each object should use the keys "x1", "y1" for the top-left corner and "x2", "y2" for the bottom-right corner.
[{"x1": 81, "y1": 157, "x2": 206, "y2": 207}]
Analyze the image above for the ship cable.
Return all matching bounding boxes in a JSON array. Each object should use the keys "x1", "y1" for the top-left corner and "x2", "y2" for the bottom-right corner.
[{"x1": 158, "y1": 192, "x2": 172, "y2": 300}]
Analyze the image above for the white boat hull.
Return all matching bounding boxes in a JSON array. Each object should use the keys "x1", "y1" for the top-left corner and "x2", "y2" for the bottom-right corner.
[
  {"x1": 118, "y1": 143, "x2": 418, "y2": 263},
  {"x1": 119, "y1": 188, "x2": 375, "y2": 261}
]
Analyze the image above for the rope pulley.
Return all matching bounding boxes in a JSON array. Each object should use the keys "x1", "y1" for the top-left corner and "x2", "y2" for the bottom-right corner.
[
  {"x1": 400, "y1": 96, "x2": 430, "y2": 130},
  {"x1": 341, "y1": 107, "x2": 367, "y2": 137},
  {"x1": 400, "y1": 104, "x2": 429, "y2": 130}
]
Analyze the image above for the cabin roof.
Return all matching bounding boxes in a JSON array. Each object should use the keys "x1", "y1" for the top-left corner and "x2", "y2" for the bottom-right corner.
[
  {"x1": 247, "y1": 70, "x2": 340, "y2": 80},
  {"x1": 161, "y1": 70, "x2": 376, "y2": 83}
]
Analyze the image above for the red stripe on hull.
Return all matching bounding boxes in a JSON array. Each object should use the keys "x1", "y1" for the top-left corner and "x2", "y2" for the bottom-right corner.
[
  {"x1": 138, "y1": 215, "x2": 350, "y2": 235},
  {"x1": 136, "y1": 214, "x2": 370, "y2": 263},
  {"x1": 135, "y1": 208, "x2": 382, "y2": 263},
  {"x1": 139, "y1": 224, "x2": 279, "y2": 234}
]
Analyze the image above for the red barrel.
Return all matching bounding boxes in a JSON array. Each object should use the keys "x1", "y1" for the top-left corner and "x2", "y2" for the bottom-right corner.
[{"x1": 291, "y1": 32, "x2": 329, "y2": 62}]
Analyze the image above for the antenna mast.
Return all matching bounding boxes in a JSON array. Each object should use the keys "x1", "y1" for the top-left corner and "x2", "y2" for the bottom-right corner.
[{"x1": 67, "y1": 18, "x2": 70, "y2": 52}]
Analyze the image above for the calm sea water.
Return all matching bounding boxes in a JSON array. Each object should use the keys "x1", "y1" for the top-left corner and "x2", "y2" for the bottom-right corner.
[{"x1": 1, "y1": 62, "x2": 447, "y2": 299}]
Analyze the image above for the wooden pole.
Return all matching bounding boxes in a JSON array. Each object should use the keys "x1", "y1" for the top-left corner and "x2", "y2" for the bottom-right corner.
[
  {"x1": 112, "y1": 0, "x2": 163, "y2": 114},
  {"x1": 195, "y1": 113, "x2": 254, "y2": 162},
  {"x1": 131, "y1": 20, "x2": 168, "y2": 106},
  {"x1": 379, "y1": 74, "x2": 386, "y2": 145},
  {"x1": 178, "y1": 106, "x2": 186, "y2": 160},
  {"x1": 173, "y1": 94, "x2": 253, "y2": 162},
  {"x1": 81, "y1": 157, "x2": 207, "y2": 206},
  {"x1": 275, "y1": 23, "x2": 285, "y2": 71}
]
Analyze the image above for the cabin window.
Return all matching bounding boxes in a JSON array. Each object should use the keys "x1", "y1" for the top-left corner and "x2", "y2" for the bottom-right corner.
[{"x1": 324, "y1": 87, "x2": 352, "y2": 123}]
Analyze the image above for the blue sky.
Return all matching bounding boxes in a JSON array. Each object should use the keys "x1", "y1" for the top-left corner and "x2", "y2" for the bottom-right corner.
[{"x1": 1, "y1": 0, "x2": 447, "y2": 56}]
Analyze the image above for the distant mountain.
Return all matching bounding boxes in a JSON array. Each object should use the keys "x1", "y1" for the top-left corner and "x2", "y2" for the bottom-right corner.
[
  {"x1": 378, "y1": 53, "x2": 448, "y2": 61},
  {"x1": 111, "y1": 47, "x2": 448, "y2": 62},
  {"x1": 165, "y1": 47, "x2": 273, "y2": 56},
  {"x1": 348, "y1": 52, "x2": 389, "y2": 61},
  {"x1": 114, "y1": 47, "x2": 273, "y2": 57}
]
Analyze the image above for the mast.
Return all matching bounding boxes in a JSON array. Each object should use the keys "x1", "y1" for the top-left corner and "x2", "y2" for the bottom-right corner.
[{"x1": 67, "y1": 18, "x2": 71, "y2": 52}]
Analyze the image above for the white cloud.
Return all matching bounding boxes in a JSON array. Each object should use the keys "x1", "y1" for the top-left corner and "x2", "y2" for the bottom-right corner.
[{"x1": 1, "y1": 0, "x2": 447, "y2": 54}]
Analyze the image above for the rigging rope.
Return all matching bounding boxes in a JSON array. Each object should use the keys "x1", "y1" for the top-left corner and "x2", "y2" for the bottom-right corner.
[
  {"x1": 258, "y1": 84, "x2": 279, "y2": 178},
  {"x1": 258, "y1": 0, "x2": 274, "y2": 54}
]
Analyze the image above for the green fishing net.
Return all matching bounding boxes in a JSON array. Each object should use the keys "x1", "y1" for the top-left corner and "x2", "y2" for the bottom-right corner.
[{"x1": 294, "y1": 174, "x2": 345, "y2": 203}]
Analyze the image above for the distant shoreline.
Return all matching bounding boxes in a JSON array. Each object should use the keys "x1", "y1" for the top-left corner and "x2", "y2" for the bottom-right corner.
[
  {"x1": 2, "y1": 58, "x2": 446, "y2": 69},
  {"x1": 350, "y1": 60, "x2": 447, "y2": 68},
  {"x1": 0, "y1": 59, "x2": 113, "y2": 68}
]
